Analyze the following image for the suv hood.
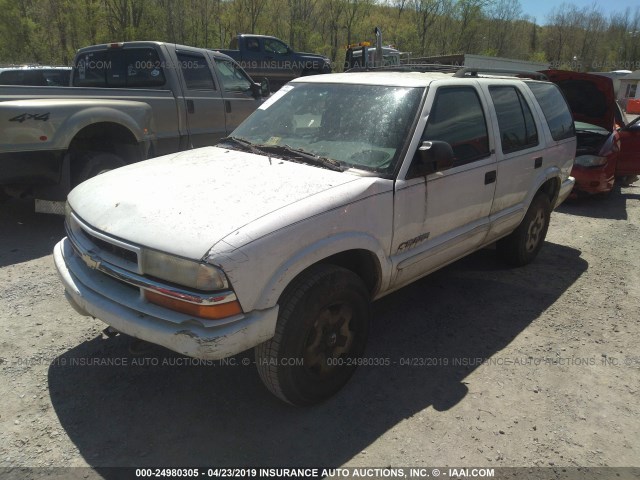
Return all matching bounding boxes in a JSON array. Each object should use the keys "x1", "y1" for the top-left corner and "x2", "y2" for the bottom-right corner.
[
  {"x1": 68, "y1": 147, "x2": 361, "y2": 259},
  {"x1": 543, "y1": 70, "x2": 615, "y2": 131}
]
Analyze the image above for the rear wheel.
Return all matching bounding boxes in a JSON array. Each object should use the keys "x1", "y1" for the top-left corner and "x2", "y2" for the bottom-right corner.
[
  {"x1": 497, "y1": 194, "x2": 551, "y2": 267},
  {"x1": 255, "y1": 264, "x2": 370, "y2": 406},
  {"x1": 72, "y1": 151, "x2": 126, "y2": 187}
]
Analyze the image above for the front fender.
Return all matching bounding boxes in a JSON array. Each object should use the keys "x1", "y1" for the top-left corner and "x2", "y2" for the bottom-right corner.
[{"x1": 256, "y1": 232, "x2": 391, "y2": 310}]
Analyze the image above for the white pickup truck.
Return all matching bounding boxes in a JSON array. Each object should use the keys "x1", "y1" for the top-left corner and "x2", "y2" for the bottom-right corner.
[
  {"x1": 0, "y1": 41, "x2": 268, "y2": 210},
  {"x1": 54, "y1": 68, "x2": 576, "y2": 405}
]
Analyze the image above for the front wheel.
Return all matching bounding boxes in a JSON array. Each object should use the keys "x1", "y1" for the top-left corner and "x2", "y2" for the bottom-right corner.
[
  {"x1": 255, "y1": 264, "x2": 370, "y2": 406},
  {"x1": 497, "y1": 194, "x2": 551, "y2": 267},
  {"x1": 618, "y1": 175, "x2": 639, "y2": 187}
]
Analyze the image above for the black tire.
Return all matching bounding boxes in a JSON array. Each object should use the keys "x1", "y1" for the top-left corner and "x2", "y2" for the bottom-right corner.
[
  {"x1": 618, "y1": 175, "x2": 639, "y2": 187},
  {"x1": 255, "y1": 264, "x2": 370, "y2": 406},
  {"x1": 72, "y1": 152, "x2": 126, "y2": 187},
  {"x1": 497, "y1": 194, "x2": 551, "y2": 267}
]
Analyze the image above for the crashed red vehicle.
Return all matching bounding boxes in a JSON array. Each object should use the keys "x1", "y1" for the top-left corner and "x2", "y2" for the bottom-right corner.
[{"x1": 545, "y1": 70, "x2": 640, "y2": 196}]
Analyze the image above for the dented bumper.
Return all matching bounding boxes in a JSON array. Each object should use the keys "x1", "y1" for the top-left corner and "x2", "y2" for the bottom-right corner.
[{"x1": 53, "y1": 237, "x2": 279, "y2": 359}]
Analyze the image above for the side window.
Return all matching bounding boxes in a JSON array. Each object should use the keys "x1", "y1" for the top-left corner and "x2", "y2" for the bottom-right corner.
[
  {"x1": 527, "y1": 82, "x2": 575, "y2": 141},
  {"x1": 215, "y1": 60, "x2": 252, "y2": 93},
  {"x1": 43, "y1": 70, "x2": 70, "y2": 86},
  {"x1": 489, "y1": 86, "x2": 539, "y2": 154},
  {"x1": 0, "y1": 70, "x2": 46, "y2": 85},
  {"x1": 123, "y1": 49, "x2": 166, "y2": 87},
  {"x1": 422, "y1": 87, "x2": 490, "y2": 166},
  {"x1": 177, "y1": 52, "x2": 216, "y2": 91},
  {"x1": 264, "y1": 39, "x2": 289, "y2": 55},
  {"x1": 246, "y1": 38, "x2": 260, "y2": 52}
]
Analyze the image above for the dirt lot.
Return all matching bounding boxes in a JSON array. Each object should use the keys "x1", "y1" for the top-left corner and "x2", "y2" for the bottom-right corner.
[{"x1": 0, "y1": 183, "x2": 639, "y2": 477}]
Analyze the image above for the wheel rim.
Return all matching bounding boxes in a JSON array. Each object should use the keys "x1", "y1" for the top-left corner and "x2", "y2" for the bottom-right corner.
[
  {"x1": 304, "y1": 302, "x2": 355, "y2": 378},
  {"x1": 525, "y1": 208, "x2": 545, "y2": 252}
]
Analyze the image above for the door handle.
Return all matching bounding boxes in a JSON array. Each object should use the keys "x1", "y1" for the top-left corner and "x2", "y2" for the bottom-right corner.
[
  {"x1": 225, "y1": 100, "x2": 231, "y2": 114},
  {"x1": 186, "y1": 99, "x2": 195, "y2": 114},
  {"x1": 485, "y1": 170, "x2": 497, "y2": 185},
  {"x1": 534, "y1": 156, "x2": 543, "y2": 168}
]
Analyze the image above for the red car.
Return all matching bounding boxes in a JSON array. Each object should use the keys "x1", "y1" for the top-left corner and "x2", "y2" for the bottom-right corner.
[{"x1": 545, "y1": 70, "x2": 640, "y2": 196}]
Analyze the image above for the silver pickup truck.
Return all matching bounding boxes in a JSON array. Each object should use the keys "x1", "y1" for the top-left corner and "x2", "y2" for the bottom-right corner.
[{"x1": 0, "y1": 41, "x2": 268, "y2": 211}]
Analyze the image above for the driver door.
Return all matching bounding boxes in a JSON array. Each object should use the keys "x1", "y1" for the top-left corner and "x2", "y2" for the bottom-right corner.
[
  {"x1": 390, "y1": 84, "x2": 498, "y2": 290},
  {"x1": 211, "y1": 57, "x2": 263, "y2": 133},
  {"x1": 262, "y1": 37, "x2": 296, "y2": 87}
]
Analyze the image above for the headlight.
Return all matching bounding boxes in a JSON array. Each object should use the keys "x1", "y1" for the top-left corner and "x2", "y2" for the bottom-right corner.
[
  {"x1": 141, "y1": 249, "x2": 228, "y2": 291},
  {"x1": 575, "y1": 155, "x2": 608, "y2": 167}
]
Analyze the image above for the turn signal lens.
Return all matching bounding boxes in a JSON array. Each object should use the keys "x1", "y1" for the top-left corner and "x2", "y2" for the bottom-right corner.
[{"x1": 145, "y1": 291, "x2": 242, "y2": 320}]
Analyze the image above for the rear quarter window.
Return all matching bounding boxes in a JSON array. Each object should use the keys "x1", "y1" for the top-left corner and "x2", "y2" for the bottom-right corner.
[{"x1": 527, "y1": 82, "x2": 575, "y2": 141}]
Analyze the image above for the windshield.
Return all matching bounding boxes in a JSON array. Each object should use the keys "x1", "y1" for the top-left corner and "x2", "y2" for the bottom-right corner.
[
  {"x1": 229, "y1": 82, "x2": 424, "y2": 174},
  {"x1": 574, "y1": 121, "x2": 609, "y2": 135}
]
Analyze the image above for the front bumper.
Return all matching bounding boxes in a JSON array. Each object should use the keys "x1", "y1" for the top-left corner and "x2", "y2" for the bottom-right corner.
[
  {"x1": 570, "y1": 165, "x2": 615, "y2": 196},
  {"x1": 54, "y1": 238, "x2": 279, "y2": 359},
  {"x1": 554, "y1": 176, "x2": 576, "y2": 208}
]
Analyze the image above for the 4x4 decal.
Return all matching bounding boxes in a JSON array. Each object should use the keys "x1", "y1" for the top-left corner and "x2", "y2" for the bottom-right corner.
[{"x1": 9, "y1": 112, "x2": 50, "y2": 123}]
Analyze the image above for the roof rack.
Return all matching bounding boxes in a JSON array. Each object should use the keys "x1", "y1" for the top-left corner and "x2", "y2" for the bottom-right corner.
[
  {"x1": 453, "y1": 67, "x2": 547, "y2": 80},
  {"x1": 345, "y1": 63, "x2": 460, "y2": 74}
]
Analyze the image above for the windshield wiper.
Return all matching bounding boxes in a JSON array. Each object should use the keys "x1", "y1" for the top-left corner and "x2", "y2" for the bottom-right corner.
[
  {"x1": 258, "y1": 144, "x2": 344, "y2": 172},
  {"x1": 220, "y1": 137, "x2": 343, "y2": 172},
  {"x1": 219, "y1": 136, "x2": 265, "y2": 156}
]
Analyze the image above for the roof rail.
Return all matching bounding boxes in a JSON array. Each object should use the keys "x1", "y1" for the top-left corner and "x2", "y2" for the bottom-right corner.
[
  {"x1": 345, "y1": 63, "x2": 460, "y2": 74},
  {"x1": 454, "y1": 67, "x2": 547, "y2": 80}
]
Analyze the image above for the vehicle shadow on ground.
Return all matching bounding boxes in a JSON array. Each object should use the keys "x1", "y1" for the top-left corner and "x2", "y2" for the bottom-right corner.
[
  {"x1": 558, "y1": 186, "x2": 640, "y2": 220},
  {"x1": 0, "y1": 199, "x2": 65, "y2": 267},
  {"x1": 47, "y1": 242, "x2": 586, "y2": 471}
]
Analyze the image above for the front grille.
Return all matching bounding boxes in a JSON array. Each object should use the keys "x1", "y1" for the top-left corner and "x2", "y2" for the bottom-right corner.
[{"x1": 83, "y1": 231, "x2": 138, "y2": 265}]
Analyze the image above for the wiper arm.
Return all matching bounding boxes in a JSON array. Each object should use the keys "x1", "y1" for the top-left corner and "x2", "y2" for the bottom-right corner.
[
  {"x1": 219, "y1": 138, "x2": 343, "y2": 171},
  {"x1": 260, "y1": 144, "x2": 344, "y2": 172},
  {"x1": 219, "y1": 136, "x2": 265, "y2": 156}
]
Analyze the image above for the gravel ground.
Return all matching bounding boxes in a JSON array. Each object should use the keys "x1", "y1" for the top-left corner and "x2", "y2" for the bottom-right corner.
[{"x1": 0, "y1": 183, "x2": 639, "y2": 479}]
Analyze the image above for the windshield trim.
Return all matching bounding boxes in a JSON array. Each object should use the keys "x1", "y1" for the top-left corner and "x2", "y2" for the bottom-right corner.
[{"x1": 389, "y1": 85, "x2": 429, "y2": 180}]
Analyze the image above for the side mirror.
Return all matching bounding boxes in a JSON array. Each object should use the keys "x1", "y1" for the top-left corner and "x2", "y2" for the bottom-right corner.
[
  {"x1": 260, "y1": 77, "x2": 270, "y2": 97},
  {"x1": 250, "y1": 78, "x2": 270, "y2": 98},
  {"x1": 409, "y1": 140, "x2": 455, "y2": 177}
]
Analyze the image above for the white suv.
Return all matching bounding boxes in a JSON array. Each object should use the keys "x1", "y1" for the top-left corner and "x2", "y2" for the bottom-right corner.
[{"x1": 54, "y1": 69, "x2": 576, "y2": 405}]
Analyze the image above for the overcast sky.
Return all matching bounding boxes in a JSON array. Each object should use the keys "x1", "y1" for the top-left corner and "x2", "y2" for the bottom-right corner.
[{"x1": 519, "y1": 0, "x2": 639, "y2": 24}]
